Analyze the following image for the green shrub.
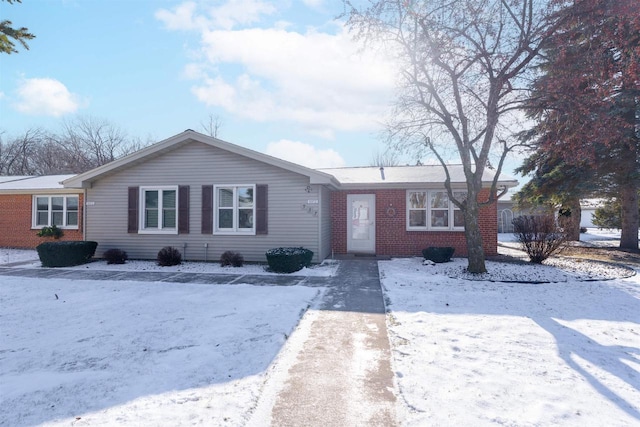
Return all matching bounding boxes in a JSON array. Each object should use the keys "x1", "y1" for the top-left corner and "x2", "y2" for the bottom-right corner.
[
  {"x1": 220, "y1": 251, "x2": 244, "y2": 267},
  {"x1": 36, "y1": 225, "x2": 64, "y2": 239},
  {"x1": 592, "y1": 198, "x2": 622, "y2": 229},
  {"x1": 157, "y1": 246, "x2": 182, "y2": 266},
  {"x1": 36, "y1": 241, "x2": 98, "y2": 267},
  {"x1": 266, "y1": 247, "x2": 314, "y2": 273},
  {"x1": 103, "y1": 248, "x2": 128, "y2": 264},
  {"x1": 422, "y1": 247, "x2": 455, "y2": 263}
]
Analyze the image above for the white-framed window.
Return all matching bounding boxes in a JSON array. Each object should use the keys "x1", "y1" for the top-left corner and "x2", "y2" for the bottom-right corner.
[
  {"x1": 139, "y1": 186, "x2": 178, "y2": 233},
  {"x1": 214, "y1": 184, "x2": 255, "y2": 234},
  {"x1": 406, "y1": 190, "x2": 467, "y2": 231},
  {"x1": 33, "y1": 195, "x2": 79, "y2": 228}
]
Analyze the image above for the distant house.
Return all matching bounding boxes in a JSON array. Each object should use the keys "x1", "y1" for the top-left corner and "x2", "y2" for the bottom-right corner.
[
  {"x1": 580, "y1": 199, "x2": 605, "y2": 228},
  {"x1": 1, "y1": 131, "x2": 518, "y2": 261},
  {"x1": 497, "y1": 193, "x2": 520, "y2": 233},
  {"x1": 0, "y1": 175, "x2": 83, "y2": 248}
]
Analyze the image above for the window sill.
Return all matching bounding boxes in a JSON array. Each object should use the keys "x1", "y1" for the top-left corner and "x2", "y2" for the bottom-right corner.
[
  {"x1": 406, "y1": 228, "x2": 465, "y2": 232},
  {"x1": 213, "y1": 231, "x2": 256, "y2": 236},
  {"x1": 137, "y1": 229, "x2": 179, "y2": 235},
  {"x1": 32, "y1": 226, "x2": 79, "y2": 230}
]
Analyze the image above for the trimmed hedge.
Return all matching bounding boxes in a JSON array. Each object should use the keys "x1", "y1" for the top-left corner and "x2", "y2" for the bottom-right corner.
[
  {"x1": 220, "y1": 251, "x2": 244, "y2": 267},
  {"x1": 422, "y1": 246, "x2": 455, "y2": 263},
  {"x1": 36, "y1": 241, "x2": 98, "y2": 268},
  {"x1": 157, "y1": 246, "x2": 182, "y2": 266},
  {"x1": 103, "y1": 248, "x2": 128, "y2": 264},
  {"x1": 266, "y1": 247, "x2": 313, "y2": 273}
]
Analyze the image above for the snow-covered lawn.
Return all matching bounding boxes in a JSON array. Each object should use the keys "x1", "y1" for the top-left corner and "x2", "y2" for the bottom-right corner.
[
  {"x1": 380, "y1": 257, "x2": 640, "y2": 426},
  {"x1": 0, "y1": 247, "x2": 39, "y2": 265},
  {"x1": 0, "y1": 276, "x2": 323, "y2": 426}
]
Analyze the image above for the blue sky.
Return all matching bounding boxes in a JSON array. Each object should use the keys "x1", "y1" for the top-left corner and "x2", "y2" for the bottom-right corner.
[
  {"x1": 0, "y1": 0, "x2": 523, "y2": 178},
  {"x1": 1, "y1": 0, "x2": 401, "y2": 168}
]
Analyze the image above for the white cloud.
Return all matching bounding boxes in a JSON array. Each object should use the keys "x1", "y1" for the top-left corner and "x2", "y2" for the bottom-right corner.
[
  {"x1": 156, "y1": 1, "x2": 396, "y2": 139},
  {"x1": 156, "y1": 0, "x2": 275, "y2": 31},
  {"x1": 13, "y1": 78, "x2": 82, "y2": 117},
  {"x1": 302, "y1": 0, "x2": 324, "y2": 8},
  {"x1": 266, "y1": 139, "x2": 345, "y2": 168},
  {"x1": 155, "y1": 2, "x2": 204, "y2": 31},
  {"x1": 191, "y1": 26, "x2": 395, "y2": 137}
]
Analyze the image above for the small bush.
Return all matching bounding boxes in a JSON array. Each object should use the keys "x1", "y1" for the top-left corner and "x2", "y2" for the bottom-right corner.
[
  {"x1": 36, "y1": 241, "x2": 98, "y2": 267},
  {"x1": 512, "y1": 215, "x2": 566, "y2": 264},
  {"x1": 37, "y1": 225, "x2": 64, "y2": 239},
  {"x1": 220, "y1": 251, "x2": 244, "y2": 267},
  {"x1": 422, "y1": 247, "x2": 455, "y2": 263},
  {"x1": 266, "y1": 247, "x2": 314, "y2": 273},
  {"x1": 157, "y1": 246, "x2": 182, "y2": 266},
  {"x1": 103, "y1": 248, "x2": 128, "y2": 264}
]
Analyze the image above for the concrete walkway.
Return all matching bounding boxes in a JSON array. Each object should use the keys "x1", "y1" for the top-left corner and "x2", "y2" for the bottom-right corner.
[
  {"x1": 0, "y1": 259, "x2": 398, "y2": 426},
  {"x1": 254, "y1": 260, "x2": 397, "y2": 426}
]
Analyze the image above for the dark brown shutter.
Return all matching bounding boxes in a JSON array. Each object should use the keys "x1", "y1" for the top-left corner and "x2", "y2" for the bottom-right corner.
[
  {"x1": 256, "y1": 184, "x2": 268, "y2": 235},
  {"x1": 178, "y1": 185, "x2": 190, "y2": 234},
  {"x1": 127, "y1": 186, "x2": 139, "y2": 233},
  {"x1": 201, "y1": 185, "x2": 213, "y2": 234}
]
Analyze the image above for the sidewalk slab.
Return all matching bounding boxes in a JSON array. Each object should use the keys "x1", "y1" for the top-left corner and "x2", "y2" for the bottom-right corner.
[{"x1": 259, "y1": 260, "x2": 397, "y2": 426}]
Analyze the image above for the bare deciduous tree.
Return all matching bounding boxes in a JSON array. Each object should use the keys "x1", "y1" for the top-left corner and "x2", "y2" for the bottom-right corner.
[
  {"x1": 1, "y1": 117, "x2": 151, "y2": 176},
  {"x1": 344, "y1": 0, "x2": 566, "y2": 273},
  {"x1": 0, "y1": 128, "x2": 44, "y2": 174},
  {"x1": 369, "y1": 149, "x2": 399, "y2": 167},
  {"x1": 200, "y1": 113, "x2": 223, "y2": 138},
  {"x1": 55, "y1": 116, "x2": 130, "y2": 172}
]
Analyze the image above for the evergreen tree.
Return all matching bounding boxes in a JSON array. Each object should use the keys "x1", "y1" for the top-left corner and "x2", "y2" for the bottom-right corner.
[
  {"x1": 520, "y1": 0, "x2": 640, "y2": 248},
  {"x1": 0, "y1": 0, "x2": 35, "y2": 54}
]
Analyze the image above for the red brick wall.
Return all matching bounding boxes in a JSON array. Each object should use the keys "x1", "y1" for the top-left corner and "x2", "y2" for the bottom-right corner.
[
  {"x1": 0, "y1": 193, "x2": 84, "y2": 248},
  {"x1": 331, "y1": 188, "x2": 498, "y2": 257}
]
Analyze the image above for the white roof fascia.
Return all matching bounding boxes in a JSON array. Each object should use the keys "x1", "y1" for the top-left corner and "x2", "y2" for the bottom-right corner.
[
  {"x1": 63, "y1": 130, "x2": 340, "y2": 189},
  {"x1": 0, "y1": 188, "x2": 81, "y2": 195}
]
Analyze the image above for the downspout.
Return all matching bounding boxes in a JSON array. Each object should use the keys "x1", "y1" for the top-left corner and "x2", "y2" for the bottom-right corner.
[
  {"x1": 83, "y1": 188, "x2": 87, "y2": 241},
  {"x1": 317, "y1": 184, "x2": 322, "y2": 263}
]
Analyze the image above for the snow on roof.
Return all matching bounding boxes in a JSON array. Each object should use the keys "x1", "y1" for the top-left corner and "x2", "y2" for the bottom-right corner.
[
  {"x1": 581, "y1": 198, "x2": 606, "y2": 209},
  {"x1": 319, "y1": 165, "x2": 518, "y2": 187},
  {"x1": 0, "y1": 175, "x2": 77, "y2": 191},
  {"x1": 0, "y1": 175, "x2": 34, "y2": 184}
]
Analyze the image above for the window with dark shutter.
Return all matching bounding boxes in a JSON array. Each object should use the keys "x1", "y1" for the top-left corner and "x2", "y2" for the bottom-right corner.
[
  {"x1": 178, "y1": 185, "x2": 190, "y2": 234},
  {"x1": 201, "y1": 185, "x2": 213, "y2": 234},
  {"x1": 128, "y1": 187, "x2": 139, "y2": 233},
  {"x1": 256, "y1": 184, "x2": 268, "y2": 235}
]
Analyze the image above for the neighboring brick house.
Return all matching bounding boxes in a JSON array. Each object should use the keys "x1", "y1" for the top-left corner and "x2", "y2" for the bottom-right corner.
[
  {"x1": 0, "y1": 175, "x2": 84, "y2": 248},
  {"x1": 56, "y1": 130, "x2": 517, "y2": 261}
]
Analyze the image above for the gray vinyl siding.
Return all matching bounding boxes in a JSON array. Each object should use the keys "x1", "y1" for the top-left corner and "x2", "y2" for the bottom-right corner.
[
  {"x1": 84, "y1": 141, "x2": 324, "y2": 263},
  {"x1": 319, "y1": 184, "x2": 332, "y2": 260}
]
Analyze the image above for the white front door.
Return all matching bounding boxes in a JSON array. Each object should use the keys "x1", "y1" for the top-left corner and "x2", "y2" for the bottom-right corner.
[{"x1": 347, "y1": 194, "x2": 376, "y2": 254}]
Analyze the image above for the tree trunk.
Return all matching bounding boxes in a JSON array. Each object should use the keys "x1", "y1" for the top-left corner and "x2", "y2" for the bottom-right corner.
[
  {"x1": 619, "y1": 184, "x2": 639, "y2": 249},
  {"x1": 562, "y1": 197, "x2": 582, "y2": 241},
  {"x1": 464, "y1": 195, "x2": 486, "y2": 274}
]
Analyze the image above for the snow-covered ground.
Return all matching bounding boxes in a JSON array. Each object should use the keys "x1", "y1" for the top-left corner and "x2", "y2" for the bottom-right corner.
[
  {"x1": 499, "y1": 227, "x2": 625, "y2": 246},
  {"x1": 0, "y1": 276, "x2": 323, "y2": 426},
  {"x1": 379, "y1": 257, "x2": 640, "y2": 426},
  {"x1": 0, "y1": 247, "x2": 39, "y2": 265},
  {"x1": 2, "y1": 228, "x2": 639, "y2": 426}
]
